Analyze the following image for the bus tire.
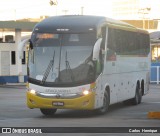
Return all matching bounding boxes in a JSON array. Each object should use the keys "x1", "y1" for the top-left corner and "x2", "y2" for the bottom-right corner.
[
  {"x1": 96, "y1": 91, "x2": 109, "y2": 114},
  {"x1": 40, "y1": 108, "x2": 57, "y2": 116},
  {"x1": 138, "y1": 88, "x2": 142, "y2": 104},
  {"x1": 131, "y1": 84, "x2": 142, "y2": 105}
]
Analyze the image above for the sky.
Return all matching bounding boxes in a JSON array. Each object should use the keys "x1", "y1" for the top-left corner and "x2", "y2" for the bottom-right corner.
[
  {"x1": 0, "y1": 0, "x2": 112, "y2": 20},
  {"x1": 0, "y1": 0, "x2": 160, "y2": 21}
]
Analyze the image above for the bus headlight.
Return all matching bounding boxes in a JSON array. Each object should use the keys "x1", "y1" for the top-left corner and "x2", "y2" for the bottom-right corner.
[
  {"x1": 82, "y1": 89, "x2": 90, "y2": 96},
  {"x1": 81, "y1": 82, "x2": 96, "y2": 96},
  {"x1": 29, "y1": 89, "x2": 36, "y2": 95}
]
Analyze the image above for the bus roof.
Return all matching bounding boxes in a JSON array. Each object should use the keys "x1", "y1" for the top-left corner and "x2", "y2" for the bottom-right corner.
[{"x1": 33, "y1": 15, "x2": 139, "y2": 33}]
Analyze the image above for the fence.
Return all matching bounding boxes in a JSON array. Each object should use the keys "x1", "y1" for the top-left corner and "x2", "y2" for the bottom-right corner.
[{"x1": 150, "y1": 66, "x2": 160, "y2": 84}]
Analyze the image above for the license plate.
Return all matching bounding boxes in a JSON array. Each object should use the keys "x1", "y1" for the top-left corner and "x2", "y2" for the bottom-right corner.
[{"x1": 53, "y1": 102, "x2": 64, "y2": 106}]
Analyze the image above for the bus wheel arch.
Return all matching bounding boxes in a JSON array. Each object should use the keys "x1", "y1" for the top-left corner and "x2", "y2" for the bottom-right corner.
[
  {"x1": 95, "y1": 86, "x2": 110, "y2": 114},
  {"x1": 141, "y1": 80, "x2": 144, "y2": 96},
  {"x1": 105, "y1": 86, "x2": 110, "y2": 104},
  {"x1": 131, "y1": 81, "x2": 142, "y2": 105}
]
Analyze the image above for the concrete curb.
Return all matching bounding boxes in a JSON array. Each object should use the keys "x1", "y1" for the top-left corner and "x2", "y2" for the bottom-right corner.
[{"x1": 0, "y1": 83, "x2": 26, "y2": 88}]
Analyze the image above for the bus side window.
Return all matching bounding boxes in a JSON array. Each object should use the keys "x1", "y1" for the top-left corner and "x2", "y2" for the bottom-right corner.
[
  {"x1": 107, "y1": 28, "x2": 117, "y2": 61},
  {"x1": 100, "y1": 26, "x2": 106, "y2": 50},
  {"x1": 106, "y1": 49, "x2": 116, "y2": 61},
  {"x1": 99, "y1": 26, "x2": 106, "y2": 65}
]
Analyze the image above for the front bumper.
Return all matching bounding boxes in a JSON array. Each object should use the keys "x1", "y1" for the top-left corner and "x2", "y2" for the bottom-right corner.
[{"x1": 27, "y1": 91, "x2": 95, "y2": 110}]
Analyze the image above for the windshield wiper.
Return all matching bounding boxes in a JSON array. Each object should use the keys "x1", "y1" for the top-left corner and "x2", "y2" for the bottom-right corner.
[
  {"x1": 65, "y1": 51, "x2": 75, "y2": 81},
  {"x1": 41, "y1": 50, "x2": 55, "y2": 84}
]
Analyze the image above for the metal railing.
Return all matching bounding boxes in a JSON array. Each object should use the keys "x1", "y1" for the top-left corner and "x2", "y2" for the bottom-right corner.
[{"x1": 150, "y1": 66, "x2": 160, "y2": 84}]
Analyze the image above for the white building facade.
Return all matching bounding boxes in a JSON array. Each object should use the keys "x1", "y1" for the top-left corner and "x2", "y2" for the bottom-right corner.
[{"x1": 0, "y1": 21, "x2": 37, "y2": 84}]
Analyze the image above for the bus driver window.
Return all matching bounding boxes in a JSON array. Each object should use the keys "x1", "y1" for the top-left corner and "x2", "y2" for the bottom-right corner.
[{"x1": 106, "y1": 49, "x2": 116, "y2": 61}]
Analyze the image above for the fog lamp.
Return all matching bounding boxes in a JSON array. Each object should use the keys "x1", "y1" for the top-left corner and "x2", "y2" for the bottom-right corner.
[{"x1": 29, "y1": 99, "x2": 36, "y2": 104}]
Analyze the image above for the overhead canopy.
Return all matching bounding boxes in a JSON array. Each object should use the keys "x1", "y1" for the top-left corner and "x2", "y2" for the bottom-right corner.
[
  {"x1": 150, "y1": 31, "x2": 160, "y2": 43},
  {"x1": 150, "y1": 31, "x2": 160, "y2": 39},
  {"x1": 0, "y1": 21, "x2": 37, "y2": 32}
]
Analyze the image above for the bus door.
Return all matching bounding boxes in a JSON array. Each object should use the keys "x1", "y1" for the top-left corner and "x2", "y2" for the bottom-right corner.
[
  {"x1": 103, "y1": 48, "x2": 117, "y2": 104},
  {"x1": 103, "y1": 27, "x2": 118, "y2": 104}
]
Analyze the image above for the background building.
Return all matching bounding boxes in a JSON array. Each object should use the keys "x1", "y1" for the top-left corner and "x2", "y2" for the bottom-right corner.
[
  {"x1": 112, "y1": 0, "x2": 140, "y2": 20},
  {"x1": 112, "y1": 0, "x2": 160, "y2": 31},
  {"x1": 0, "y1": 21, "x2": 37, "y2": 84}
]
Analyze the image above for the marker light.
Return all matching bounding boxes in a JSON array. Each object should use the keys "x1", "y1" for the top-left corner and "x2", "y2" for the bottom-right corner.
[
  {"x1": 83, "y1": 90, "x2": 90, "y2": 95},
  {"x1": 30, "y1": 89, "x2": 36, "y2": 95}
]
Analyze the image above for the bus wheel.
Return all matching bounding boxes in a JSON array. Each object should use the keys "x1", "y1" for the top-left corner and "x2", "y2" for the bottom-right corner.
[
  {"x1": 138, "y1": 88, "x2": 142, "y2": 104},
  {"x1": 131, "y1": 84, "x2": 142, "y2": 105},
  {"x1": 96, "y1": 91, "x2": 109, "y2": 114},
  {"x1": 40, "y1": 108, "x2": 57, "y2": 116}
]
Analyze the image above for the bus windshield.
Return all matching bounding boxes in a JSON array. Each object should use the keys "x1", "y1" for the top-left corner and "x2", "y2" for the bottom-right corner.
[{"x1": 28, "y1": 33, "x2": 96, "y2": 86}]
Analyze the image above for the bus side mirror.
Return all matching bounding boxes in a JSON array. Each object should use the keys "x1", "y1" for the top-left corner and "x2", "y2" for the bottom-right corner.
[
  {"x1": 29, "y1": 39, "x2": 33, "y2": 50},
  {"x1": 18, "y1": 38, "x2": 30, "y2": 59},
  {"x1": 92, "y1": 38, "x2": 102, "y2": 61}
]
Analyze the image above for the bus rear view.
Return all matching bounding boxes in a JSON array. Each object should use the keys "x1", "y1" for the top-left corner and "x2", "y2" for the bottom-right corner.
[{"x1": 22, "y1": 15, "x2": 150, "y2": 116}]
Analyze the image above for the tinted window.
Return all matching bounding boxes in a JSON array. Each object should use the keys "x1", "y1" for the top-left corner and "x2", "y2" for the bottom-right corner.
[
  {"x1": 107, "y1": 28, "x2": 150, "y2": 55},
  {"x1": 11, "y1": 51, "x2": 16, "y2": 65}
]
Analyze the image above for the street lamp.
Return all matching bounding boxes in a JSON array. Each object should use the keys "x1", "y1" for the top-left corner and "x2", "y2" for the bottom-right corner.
[
  {"x1": 62, "y1": 10, "x2": 68, "y2": 15},
  {"x1": 49, "y1": 0, "x2": 58, "y2": 6},
  {"x1": 49, "y1": 0, "x2": 58, "y2": 16}
]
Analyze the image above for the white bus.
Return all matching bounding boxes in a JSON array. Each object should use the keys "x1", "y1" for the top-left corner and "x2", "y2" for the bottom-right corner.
[{"x1": 19, "y1": 15, "x2": 150, "y2": 115}]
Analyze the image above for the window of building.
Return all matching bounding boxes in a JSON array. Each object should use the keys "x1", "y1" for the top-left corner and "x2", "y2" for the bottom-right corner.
[
  {"x1": 22, "y1": 51, "x2": 26, "y2": 64},
  {"x1": 11, "y1": 51, "x2": 16, "y2": 65},
  {"x1": 151, "y1": 45, "x2": 160, "y2": 63}
]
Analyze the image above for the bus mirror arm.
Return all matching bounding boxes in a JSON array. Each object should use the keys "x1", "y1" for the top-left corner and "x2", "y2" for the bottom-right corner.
[
  {"x1": 18, "y1": 38, "x2": 30, "y2": 59},
  {"x1": 92, "y1": 38, "x2": 102, "y2": 61}
]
